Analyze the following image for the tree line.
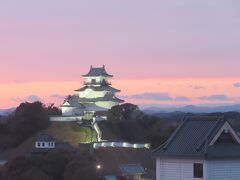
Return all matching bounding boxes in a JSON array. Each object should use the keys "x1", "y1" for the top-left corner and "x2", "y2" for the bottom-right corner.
[{"x1": 0, "y1": 102, "x2": 61, "y2": 148}]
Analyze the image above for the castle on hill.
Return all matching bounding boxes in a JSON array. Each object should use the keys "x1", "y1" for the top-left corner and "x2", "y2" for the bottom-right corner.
[{"x1": 59, "y1": 65, "x2": 124, "y2": 120}]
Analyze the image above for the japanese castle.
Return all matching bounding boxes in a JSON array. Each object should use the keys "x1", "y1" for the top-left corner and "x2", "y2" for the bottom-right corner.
[{"x1": 58, "y1": 65, "x2": 124, "y2": 121}]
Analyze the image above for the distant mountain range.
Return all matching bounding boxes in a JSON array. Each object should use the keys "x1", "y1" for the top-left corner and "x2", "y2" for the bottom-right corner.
[
  {"x1": 0, "y1": 108, "x2": 15, "y2": 116},
  {"x1": 142, "y1": 104, "x2": 240, "y2": 114}
]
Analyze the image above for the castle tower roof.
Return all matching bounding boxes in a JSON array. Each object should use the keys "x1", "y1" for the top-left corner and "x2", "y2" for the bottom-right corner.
[
  {"x1": 75, "y1": 86, "x2": 120, "y2": 93},
  {"x1": 82, "y1": 65, "x2": 113, "y2": 77}
]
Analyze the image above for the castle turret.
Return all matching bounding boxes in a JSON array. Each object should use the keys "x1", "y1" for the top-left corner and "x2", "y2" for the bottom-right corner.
[{"x1": 60, "y1": 65, "x2": 124, "y2": 120}]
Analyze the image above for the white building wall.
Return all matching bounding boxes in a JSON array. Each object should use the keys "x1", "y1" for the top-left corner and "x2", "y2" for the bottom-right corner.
[
  {"x1": 85, "y1": 76, "x2": 109, "y2": 84},
  {"x1": 95, "y1": 101, "x2": 119, "y2": 109},
  {"x1": 156, "y1": 158, "x2": 205, "y2": 180},
  {"x1": 35, "y1": 141, "x2": 55, "y2": 148},
  {"x1": 206, "y1": 159, "x2": 240, "y2": 180},
  {"x1": 50, "y1": 116, "x2": 83, "y2": 122},
  {"x1": 60, "y1": 107, "x2": 75, "y2": 116},
  {"x1": 78, "y1": 89, "x2": 106, "y2": 98}
]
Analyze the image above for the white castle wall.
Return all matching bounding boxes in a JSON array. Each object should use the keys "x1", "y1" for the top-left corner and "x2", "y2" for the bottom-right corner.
[
  {"x1": 61, "y1": 107, "x2": 76, "y2": 116},
  {"x1": 50, "y1": 116, "x2": 83, "y2": 122},
  {"x1": 93, "y1": 142, "x2": 151, "y2": 149},
  {"x1": 85, "y1": 76, "x2": 109, "y2": 84},
  {"x1": 95, "y1": 101, "x2": 118, "y2": 109},
  {"x1": 78, "y1": 89, "x2": 106, "y2": 98}
]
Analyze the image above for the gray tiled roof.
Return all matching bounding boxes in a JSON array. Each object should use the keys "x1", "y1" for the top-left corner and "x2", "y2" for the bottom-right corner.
[
  {"x1": 36, "y1": 133, "x2": 54, "y2": 142},
  {"x1": 75, "y1": 85, "x2": 120, "y2": 93},
  {"x1": 119, "y1": 164, "x2": 145, "y2": 175},
  {"x1": 79, "y1": 94, "x2": 124, "y2": 103},
  {"x1": 61, "y1": 96, "x2": 85, "y2": 108},
  {"x1": 83, "y1": 66, "x2": 113, "y2": 77},
  {"x1": 153, "y1": 116, "x2": 240, "y2": 159}
]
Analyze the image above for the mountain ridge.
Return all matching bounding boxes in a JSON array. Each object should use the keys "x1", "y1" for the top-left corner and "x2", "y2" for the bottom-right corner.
[
  {"x1": 142, "y1": 104, "x2": 240, "y2": 114},
  {"x1": 0, "y1": 108, "x2": 15, "y2": 116}
]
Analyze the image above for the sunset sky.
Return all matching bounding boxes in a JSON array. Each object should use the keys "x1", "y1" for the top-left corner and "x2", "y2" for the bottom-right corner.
[{"x1": 0, "y1": 0, "x2": 240, "y2": 108}]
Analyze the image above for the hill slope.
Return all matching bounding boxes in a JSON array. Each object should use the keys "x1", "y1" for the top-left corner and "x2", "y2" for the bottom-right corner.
[
  {"x1": 0, "y1": 122, "x2": 97, "y2": 160},
  {"x1": 46, "y1": 122, "x2": 97, "y2": 146}
]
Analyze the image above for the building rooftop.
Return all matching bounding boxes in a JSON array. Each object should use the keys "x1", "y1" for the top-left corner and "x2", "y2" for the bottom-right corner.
[
  {"x1": 78, "y1": 94, "x2": 124, "y2": 103},
  {"x1": 153, "y1": 116, "x2": 240, "y2": 159},
  {"x1": 33, "y1": 133, "x2": 76, "y2": 154},
  {"x1": 82, "y1": 65, "x2": 113, "y2": 77},
  {"x1": 119, "y1": 164, "x2": 145, "y2": 175},
  {"x1": 36, "y1": 133, "x2": 55, "y2": 142},
  {"x1": 61, "y1": 95, "x2": 85, "y2": 108}
]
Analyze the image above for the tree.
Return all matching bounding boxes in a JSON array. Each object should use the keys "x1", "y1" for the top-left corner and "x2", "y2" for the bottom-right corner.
[
  {"x1": 45, "y1": 104, "x2": 62, "y2": 116},
  {"x1": 2, "y1": 151, "x2": 98, "y2": 180},
  {"x1": 107, "y1": 103, "x2": 141, "y2": 122},
  {"x1": 6, "y1": 156, "x2": 32, "y2": 177},
  {"x1": 63, "y1": 160, "x2": 97, "y2": 180},
  {"x1": 9, "y1": 102, "x2": 50, "y2": 146},
  {"x1": 42, "y1": 151, "x2": 73, "y2": 179},
  {"x1": 20, "y1": 167, "x2": 53, "y2": 180}
]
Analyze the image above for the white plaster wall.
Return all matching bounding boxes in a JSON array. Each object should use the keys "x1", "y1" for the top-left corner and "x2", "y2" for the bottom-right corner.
[
  {"x1": 85, "y1": 76, "x2": 109, "y2": 84},
  {"x1": 93, "y1": 142, "x2": 150, "y2": 149},
  {"x1": 156, "y1": 158, "x2": 205, "y2": 180},
  {"x1": 78, "y1": 89, "x2": 106, "y2": 98},
  {"x1": 95, "y1": 101, "x2": 118, "y2": 109},
  {"x1": 35, "y1": 141, "x2": 55, "y2": 148},
  {"x1": 50, "y1": 116, "x2": 83, "y2": 122},
  {"x1": 61, "y1": 107, "x2": 75, "y2": 116}
]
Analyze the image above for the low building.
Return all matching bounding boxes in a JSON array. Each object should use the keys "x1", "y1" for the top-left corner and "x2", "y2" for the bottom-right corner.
[
  {"x1": 153, "y1": 116, "x2": 240, "y2": 180},
  {"x1": 119, "y1": 164, "x2": 145, "y2": 180},
  {"x1": 35, "y1": 133, "x2": 55, "y2": 149},
  {"x1": 94, "y1": 147, "x2": 155, "y2": 180},
  {"x1": 31, "y1": 133, "x2": 76, "y2": 155}
]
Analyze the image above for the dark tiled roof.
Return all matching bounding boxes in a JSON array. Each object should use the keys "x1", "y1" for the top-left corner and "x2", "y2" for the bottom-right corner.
[
  {"x1": 75, "y1": 85, "x2": 120, "y2": 93},
  {"x1": 61, "y1": 96, "x2": 85, "y2": 108},
  {"x1": 36, "y1": 133, "x2": 54, "y2": 142},
  {"x1": 83, "y1": 66, "x2": 113, "y2": 77},
  {"x1": 119, "y1": 164, "x2": 145, "y2": 175},
  {"x1": 153, "y1": 116, "x2": 240, "y2": 159},
  {"x1": 79, "y1": 94, "x2": 124, "y2": 103}
]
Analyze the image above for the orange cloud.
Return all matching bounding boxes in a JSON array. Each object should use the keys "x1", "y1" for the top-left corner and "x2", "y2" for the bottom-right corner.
[{"x1": 0, "y1": 77, "x2": 240, "y2": 108}]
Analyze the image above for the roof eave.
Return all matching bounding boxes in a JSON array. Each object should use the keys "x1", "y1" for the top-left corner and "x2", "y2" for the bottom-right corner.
[
  {"x1": 82, "y1": 74, "x2": 113, "y2": 77},
  {"x1": 153, "y1": 153, "x2": 205, "y2": 159}
]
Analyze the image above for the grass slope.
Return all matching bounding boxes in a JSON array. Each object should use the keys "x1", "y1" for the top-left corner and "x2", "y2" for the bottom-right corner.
[
  {"x1": 46, "y1": 122, "x2": 97, "y2": 147},
  {"x1": 0, "y1": 122, "x2": 97, "y2": 160}
]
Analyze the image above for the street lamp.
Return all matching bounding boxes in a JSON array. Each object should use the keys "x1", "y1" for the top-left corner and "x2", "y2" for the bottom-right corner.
[{"x1": 96, "y1": 164, "x2": 101, "y2": 169}]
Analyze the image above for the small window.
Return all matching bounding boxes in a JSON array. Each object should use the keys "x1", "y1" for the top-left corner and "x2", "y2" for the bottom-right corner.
[
  {"x1": 91, "y1": 79, "x2": 96, "y2": 84},
  {"x1": 193, "y1": 163, "x2": 203, "y2": 178},
  {"x1": 42, "y1": 142, "x2": 45, "y2": 147},
  {"x1": 37, "y1": 142, "x2": 41, "y2": 147}
]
